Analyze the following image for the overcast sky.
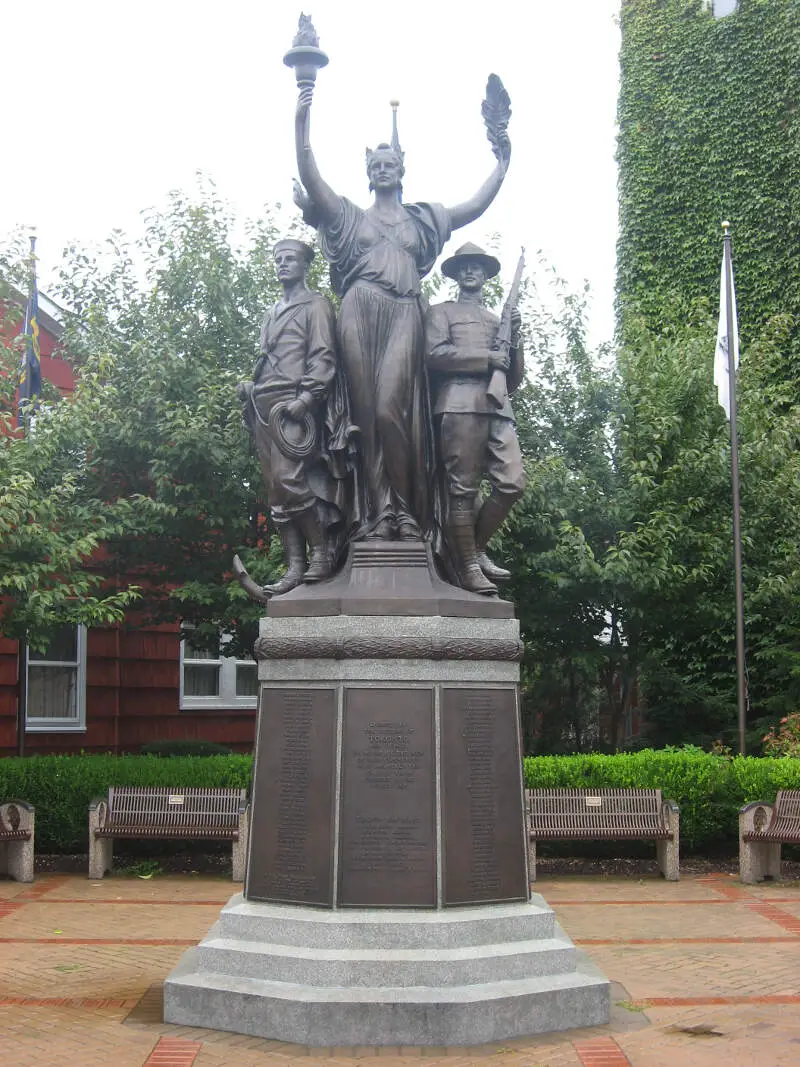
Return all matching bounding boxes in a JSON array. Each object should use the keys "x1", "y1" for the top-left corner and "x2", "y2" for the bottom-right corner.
[{"x1": 2, "y1": 0, "x2": 621, "y2": 345}]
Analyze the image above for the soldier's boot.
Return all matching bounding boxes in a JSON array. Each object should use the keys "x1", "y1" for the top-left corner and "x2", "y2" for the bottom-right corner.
[
  {"x1": 295, "y1": 506, "x2": 333, "y2": 583},
  {"x1": 475, "y1": 493, "x2": 513, "y2": 582},
  {"x1": 448, "y1": 497, "x2": 498, "y2": 596},
  {"x1": 262, "y1": 523, "x2": 307, "y2": 596}
]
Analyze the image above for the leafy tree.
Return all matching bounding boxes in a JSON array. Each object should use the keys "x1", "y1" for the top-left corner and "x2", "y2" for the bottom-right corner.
[
  {"x1": 1, "y1": 182, "x2": 320, "y2": 655},
  {"x1": 500, "y1": 268, "x2": 800, "y2": 754},
  {"x1": 4, "y1": 183, "x2": 800, "y2": 755},
  {"x1": 0, "y1": 305, "x2": 142, "y2": 650},
  {"x1": 501, "y1": 271, "x2": 622, "y2": 752},
  {"x1": 0, "y1": 433, "x2": 144, "y2": 653},
  {"x1": 611, "y1": 0, "x2": 800, "y2": 749},
  {"x1": 614, "y1": 309, "x2": 800, "y2": 750}
]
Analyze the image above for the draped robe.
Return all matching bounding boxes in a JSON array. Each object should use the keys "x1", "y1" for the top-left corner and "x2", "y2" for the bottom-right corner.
[{"x1": 317, "y1": 198, "x2": 451, "y2": 537}]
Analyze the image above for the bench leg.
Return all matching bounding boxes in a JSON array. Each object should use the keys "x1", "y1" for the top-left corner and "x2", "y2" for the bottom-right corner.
[
  {"x1": 656, "y1": 838, "x2": 679, "y2": 881},
  {"x1": 765, "y1": 842, "x2": 782, "y2": 880},
  {"x1": 528, "y1": 838, "x2": 537, "y2": 884},
  {"x1": 657, "y1": 805, "x2": 680, "y2": 881},
  {"x1": 6, "y1": 838, "x2": 34, "y2": 883},
  {"x1": 739, "y1": 805, "x2": 783, "y2": 884},
  {"x1": 0, "y1": 805, "x2": 35, "y2": 883},
  {"x1": 739, "y1": 839, "x2": 760, "y2": 884},
  {"x1": 739, "y1": 839, "x2": 781, "y2": 884},
  {"x1": 89, "y1": 836, "x2": 113, "y2": 879},
  {"x1": 232, "y1": 807, "x2": 249, "y2": 883}
]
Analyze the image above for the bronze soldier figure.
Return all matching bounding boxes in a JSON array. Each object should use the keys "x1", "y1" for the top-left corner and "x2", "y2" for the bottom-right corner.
[
  {"x1": 425, "y1": 243, "x2": 527, "y2": 595},
  {"x1": 239, "y1": 239, "x2": 344, "y2": 596}
]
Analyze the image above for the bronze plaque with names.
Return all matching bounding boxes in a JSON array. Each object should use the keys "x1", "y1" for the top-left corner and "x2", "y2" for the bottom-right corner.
[
  {"x1": 441, "y1": 687, "x2": 528, "y2": 905},
  {"x1": 339, "y1": 687, "x2": 436, "y2": 907},
  {"x1": 245, "y1": 686, "x2": 337, "y2": 906}
]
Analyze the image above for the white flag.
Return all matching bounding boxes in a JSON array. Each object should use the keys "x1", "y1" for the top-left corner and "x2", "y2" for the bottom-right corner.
[{"x1": 714, "y1": 251, "x2": 739, "y2": 419}]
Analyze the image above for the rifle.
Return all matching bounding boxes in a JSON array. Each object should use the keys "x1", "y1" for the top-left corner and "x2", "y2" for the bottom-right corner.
[{"x1": 487, "y1": 247, "x2": 525, "y2": 410}]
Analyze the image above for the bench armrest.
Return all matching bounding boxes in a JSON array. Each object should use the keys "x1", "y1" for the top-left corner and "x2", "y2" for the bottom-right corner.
[
  {"x1": 739, "y1": 800, "x2": 774, "y2": 837},
  {"x1": 739, "y1": 800, "x2": 771, "y2": 815},
  {"x1": 0, "y1": 800, "x2": 35, "y2": 833},
  {"x1": 0, "y1": 798, "x2": 35, "y2": 812},
  {"x1": 88, "y1": 797, "x2": 109, "y2": 833},
  {"x1": 660, "y1": 799, "x2": 680, "y2": 843}
]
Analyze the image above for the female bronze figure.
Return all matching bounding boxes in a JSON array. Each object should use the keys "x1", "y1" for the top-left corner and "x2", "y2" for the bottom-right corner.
[{"x1": 292, "y1": 62, "x2": 512, "y2": 542}]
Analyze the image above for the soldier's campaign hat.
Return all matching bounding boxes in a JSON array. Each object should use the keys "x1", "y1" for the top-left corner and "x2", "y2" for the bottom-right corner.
[
  {"x1": 441, "y1": 241, "x2": 501, "y2": 281},
  {"x1": 273, "y1": 238, "x2": 315, "y2": 263}
]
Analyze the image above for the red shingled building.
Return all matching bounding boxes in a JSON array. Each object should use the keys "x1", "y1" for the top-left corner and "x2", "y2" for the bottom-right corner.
[{"x1": 0, "y1": 289, "x2": 257, "y2": 756}]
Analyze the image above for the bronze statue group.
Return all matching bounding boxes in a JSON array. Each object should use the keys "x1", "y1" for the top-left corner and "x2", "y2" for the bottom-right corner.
[{"x1": 238, "y1": 66, "x2": 527, "y2": 601}]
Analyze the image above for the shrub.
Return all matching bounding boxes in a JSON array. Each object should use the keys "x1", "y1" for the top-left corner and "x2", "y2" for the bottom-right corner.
[
  {"x1": 139, "y1": 740, "x2": 234, "y2": 758},
  {"x1": 762, "y1": 714, "x2": 800, "y2": 758}
]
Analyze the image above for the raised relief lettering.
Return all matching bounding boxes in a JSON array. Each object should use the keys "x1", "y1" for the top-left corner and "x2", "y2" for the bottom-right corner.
[
  {"x1": 339, "y1": 689, "x2": 435, "y2": 907},
  {"x1": 245, "y1": 688, "x2": 336, "y2": 905},
  {"x1": 441, "y1": 688, "x2": 528, "y2": 905}
]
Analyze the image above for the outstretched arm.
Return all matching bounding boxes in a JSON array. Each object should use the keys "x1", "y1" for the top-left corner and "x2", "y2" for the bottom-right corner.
[
  {"x1": 447, "y1": 135, "x2": 510, "y2": 231},
  {"x1": 295, "y1": 85, "x2": 340, "y2": 225}
]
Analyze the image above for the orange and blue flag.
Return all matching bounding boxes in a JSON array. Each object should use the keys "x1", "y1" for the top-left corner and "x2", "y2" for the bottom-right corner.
[{"x1": 17, "y1": 237, "x2": 41, "y2": 427}]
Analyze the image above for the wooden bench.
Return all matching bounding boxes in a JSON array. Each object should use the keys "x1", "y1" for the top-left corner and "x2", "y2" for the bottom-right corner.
[
  {"x1": 0, "y1": 800, "x2": 35, "y2": 883},
  {"x1": 525, "y1": 787, "x2": 680, "y2": 882},
  {"x1": 739, "y1": 790, "x2": 800, "y2": 884},
  {"x1": 88, "y1": 787, "x2": 249, "y2": 882}
]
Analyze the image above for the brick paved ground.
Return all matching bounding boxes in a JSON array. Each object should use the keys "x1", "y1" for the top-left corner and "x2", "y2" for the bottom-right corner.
[{"x1": 1, "y1": 870, "x2": 799, "y2": 1066}]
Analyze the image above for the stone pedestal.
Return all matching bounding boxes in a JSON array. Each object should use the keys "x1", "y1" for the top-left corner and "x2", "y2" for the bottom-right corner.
[
  {"x1": 245, "y1": 612, "x2": 529, "y2": 910},
  {"x1": 164, "y1": 544, "x2": 610, "y2": 1043},
  {"x1": 163, "y1": 896, "x2": 609, "y2": 1045}
]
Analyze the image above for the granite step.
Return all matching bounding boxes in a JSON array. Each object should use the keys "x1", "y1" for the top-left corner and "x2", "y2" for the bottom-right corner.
[
  {"x1": 190, "y1": 930, "x2": 577, "y2": 985},
  {"x1": 164, "y1": 952, "x2": 610, "y2": 1046}
]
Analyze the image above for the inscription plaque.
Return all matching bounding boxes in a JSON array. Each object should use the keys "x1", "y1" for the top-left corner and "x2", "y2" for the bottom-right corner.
[
  {"x1": 441, "y1": 687, "x2": 528, "y2": 905},
  {"x1": 339, "y1": 688, "x2": 436, "y2": 907},
  {"x1": 246, "y1": 686, "x2": 337, "y2": 906}
]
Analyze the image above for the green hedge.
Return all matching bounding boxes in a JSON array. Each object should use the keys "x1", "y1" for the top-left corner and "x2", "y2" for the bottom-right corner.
[
  {"x1": 139, "y1": 740, "x2": 234, "y2": 758},
  {"x1": 524, "y1": 750, "x2": 800, "y2": 850},
  {"x1": 0, "y1": 754, "x2": 251, "y2": 852},
  {"x1": 2, "y1": 750, "x2": 798, "y2": 854}
]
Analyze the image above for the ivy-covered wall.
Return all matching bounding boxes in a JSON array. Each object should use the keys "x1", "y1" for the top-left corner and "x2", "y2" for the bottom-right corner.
[{"x1": 617, "y1": 0, "x2": 800, "y2": 386}]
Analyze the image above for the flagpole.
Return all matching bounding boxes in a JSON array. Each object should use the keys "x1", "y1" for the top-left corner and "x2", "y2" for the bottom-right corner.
[
  {"x1": 722, "y1": 221, "x2": 747, "y2": 755},
  {"x1": 18, "y1": 232, "x2": 38, "y2": 432},
  {"x1": 16, "y1": 232, "x2": 38, "y2": 758},
  {"x1": 17, "y1": 649, "x2": 27, "y2": 759}
]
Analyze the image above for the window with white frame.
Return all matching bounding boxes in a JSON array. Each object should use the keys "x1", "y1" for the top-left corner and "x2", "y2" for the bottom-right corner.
[
  {"x1": 180, "y1": 628, "x2": 258, "y2": 710},
  {"x1": 25, "y1": 624, "x2": 87, "y2": 732}
]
